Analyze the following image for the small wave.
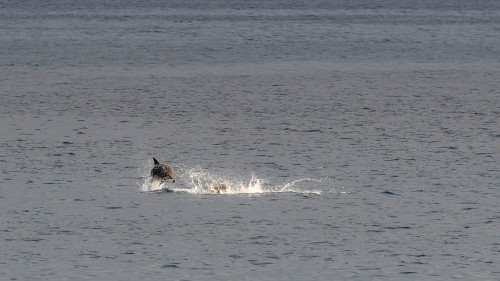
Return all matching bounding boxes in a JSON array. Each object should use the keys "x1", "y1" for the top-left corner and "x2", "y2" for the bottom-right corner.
[{"x1": 138, "y1": 162, "x2": 346, "y2": 195}]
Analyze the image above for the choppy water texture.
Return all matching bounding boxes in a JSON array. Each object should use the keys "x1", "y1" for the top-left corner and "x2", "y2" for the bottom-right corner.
[{"x1": 1, "y1": 1, "x2": 499, "y2": 280}]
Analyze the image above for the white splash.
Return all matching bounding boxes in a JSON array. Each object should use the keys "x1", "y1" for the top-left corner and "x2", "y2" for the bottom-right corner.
[
  {"x1": 139, "y1": 178, "x2": 165, "y2": 192},
  {"x1": 277, "y1": 177, "x2": 341, "y2": 194},
  {"x1": 176, "y1": 167, "x2": 266, "y2": 195},
  {"x1": 138, "y1": 161, "x2": 346, "y2": 195}
]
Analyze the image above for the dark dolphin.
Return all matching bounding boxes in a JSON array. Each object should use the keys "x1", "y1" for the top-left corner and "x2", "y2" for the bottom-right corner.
[{"x1": 150, "y1": 157, "x2": 175, "y2": 184}]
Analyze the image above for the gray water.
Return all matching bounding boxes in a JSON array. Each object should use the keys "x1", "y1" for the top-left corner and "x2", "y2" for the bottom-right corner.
[{"x1": 1, "y1": 1, "x2": 499, "y2": 280}]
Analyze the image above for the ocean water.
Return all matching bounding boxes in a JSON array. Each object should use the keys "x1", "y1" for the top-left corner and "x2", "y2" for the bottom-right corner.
[{"x1": 1, "y1": 1, "x2": 499, "y2": 280}]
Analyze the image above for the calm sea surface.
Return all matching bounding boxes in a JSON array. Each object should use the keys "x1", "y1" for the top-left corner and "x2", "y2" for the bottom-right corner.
[{"x1": 1, "y1": 1, "x2": 499, "y2": 280}]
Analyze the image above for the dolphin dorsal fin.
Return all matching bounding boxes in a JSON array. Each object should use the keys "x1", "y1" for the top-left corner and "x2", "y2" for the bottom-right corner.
[{"x1": 153, "y1": 157, "x2": 160, "y2": 165}]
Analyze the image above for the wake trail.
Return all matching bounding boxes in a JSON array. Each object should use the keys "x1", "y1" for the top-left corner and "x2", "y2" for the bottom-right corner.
[{"x1": 138, "y1": 161, "x2": 346, "y2": 195}]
